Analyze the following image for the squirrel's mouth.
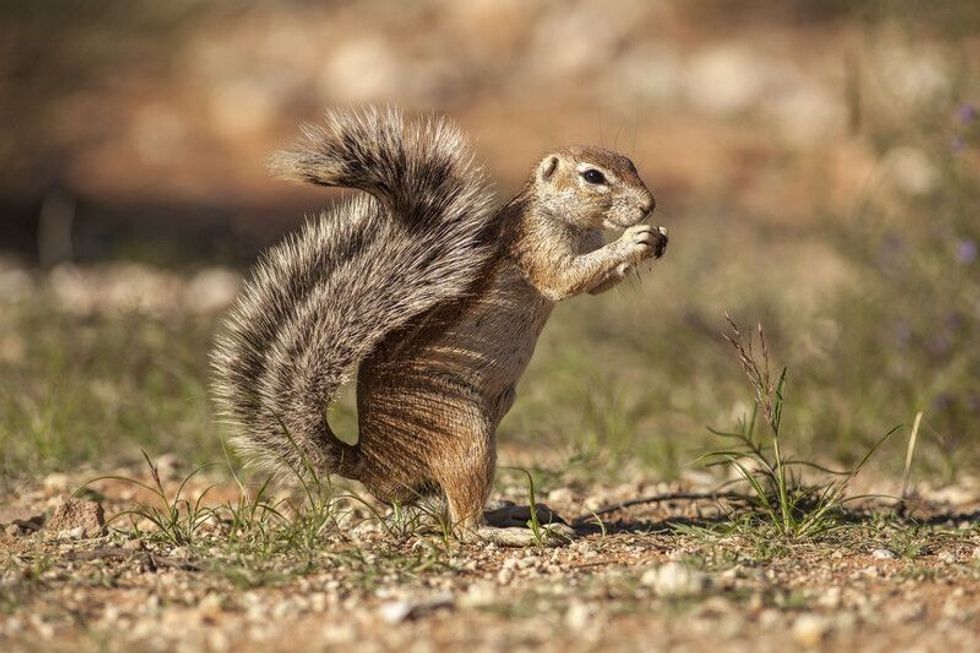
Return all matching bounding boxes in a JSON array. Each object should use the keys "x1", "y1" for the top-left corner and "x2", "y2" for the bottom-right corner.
[{"x1": 603, "y1": 217, "x2": 638, "y2": 230}]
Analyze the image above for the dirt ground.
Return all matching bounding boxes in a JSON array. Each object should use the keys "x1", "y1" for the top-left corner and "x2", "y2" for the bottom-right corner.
[{"x1": 2, "y1": 464, "x2": 977, "y2": 653}]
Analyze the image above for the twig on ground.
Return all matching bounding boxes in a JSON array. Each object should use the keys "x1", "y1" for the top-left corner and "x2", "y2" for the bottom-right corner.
[{"x1": 572, "y1": 491, "x2": 753, "y2": 524}]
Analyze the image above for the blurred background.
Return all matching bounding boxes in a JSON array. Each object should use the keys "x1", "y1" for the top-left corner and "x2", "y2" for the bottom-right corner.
[{"x1": 1, "y1": 0, "x2": 978, "y2": 492}]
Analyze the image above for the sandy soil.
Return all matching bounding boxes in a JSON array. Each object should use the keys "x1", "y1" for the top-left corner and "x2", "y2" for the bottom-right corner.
[{"x1": 1, "y1": 466, "x2": 977, "y2": 653}]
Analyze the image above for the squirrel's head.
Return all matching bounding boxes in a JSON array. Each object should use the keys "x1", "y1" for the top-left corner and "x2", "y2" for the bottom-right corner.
[{"x1": 529, "y1": 146, "x2": 655, "y2": 231}]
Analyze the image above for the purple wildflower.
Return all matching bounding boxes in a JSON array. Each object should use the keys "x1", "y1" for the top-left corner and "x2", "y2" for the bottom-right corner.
[
  {"x1": 956, "y1": 239, "x2": 978, "y2": 265},
  {"x1": 958, "y1": 103, "x2": 977, "y2": 124}
]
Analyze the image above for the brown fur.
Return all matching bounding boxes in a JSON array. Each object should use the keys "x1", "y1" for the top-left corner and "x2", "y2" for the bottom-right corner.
[{"x1": 211, "y1": 108, "x2": 667, "y2": 537}]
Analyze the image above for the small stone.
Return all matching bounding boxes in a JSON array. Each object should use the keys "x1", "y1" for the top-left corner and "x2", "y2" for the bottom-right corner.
[
  {"x1": 640, "y1": 562, "x2": 709, "y2": 598},
  {"x1": 516, "y1": 557, "x2": 538, "y2": 570},
  {"x1": 547, "y1": 487, "x2": 575, "y2": 503},
  {"x1": 816, "y1": 587, "x2": 842, "y2": 609},
  {"x1": 758, "y1": 609, "x2": 782, "y2": 627},
  {"x1": 871, "y1": 548, "x2": 897, "y2": 560},
  {"x1": 310, "y1": 593, "x2": 328, "y2": 612},
  {"x1": 459, "y1": 581, "x2": 497, "y2": 608},
  {"x1": 564, "y1": 600, "x2": 592, "y2": 632},
  {"x1": 378, "y1": 592, "x2": 453, "y2": 624},
  {"x1": 44, "y1": 497, "x2": 106, "y2": 540},
  {"x1": 937, "y1": 550, "x2": 956, "y2": 564},
  {"x1": 100, "y1": 604, "x2": 122, "y2": 625},
  {"x1": 378, "y1": 601, "x2": 413, "y2": 624},
  {"x1": 497, "y1": 567, "x2": 514, "y2": 585},
  {"x1": 793, "y1": 614, "x2": 831, "y2": 647},
  {"x1": 582, "y1": 495, "x2": 606, "y2": 512},
  {"x1": 62, "y1": 526, "x2": 86, "y2": 540}
]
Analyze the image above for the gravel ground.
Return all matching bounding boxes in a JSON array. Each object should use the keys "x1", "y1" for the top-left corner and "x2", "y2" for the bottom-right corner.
[{"x1": 1, "y1": 467, "x2": 978, "y2": 653}]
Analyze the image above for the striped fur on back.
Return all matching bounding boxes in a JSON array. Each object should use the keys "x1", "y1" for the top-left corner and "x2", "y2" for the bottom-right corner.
[{"x1": 210, "y1": 108, "x2": 498, "y2": 480}]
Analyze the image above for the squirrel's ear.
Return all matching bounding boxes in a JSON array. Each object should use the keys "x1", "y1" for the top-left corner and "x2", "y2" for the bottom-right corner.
[{"x1": 539, "y1": 156, "x2": 559, "y2": 182}]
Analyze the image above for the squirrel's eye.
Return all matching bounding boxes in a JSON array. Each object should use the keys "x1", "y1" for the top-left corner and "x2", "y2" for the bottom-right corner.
[{"x1": 582, "y1": 169, "x2": 606, "y2": 185}]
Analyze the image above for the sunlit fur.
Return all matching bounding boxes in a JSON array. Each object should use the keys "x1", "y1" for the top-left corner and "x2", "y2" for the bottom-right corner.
[{"x1": 211, "y1": 108, "x2": 667, "y2": 536}]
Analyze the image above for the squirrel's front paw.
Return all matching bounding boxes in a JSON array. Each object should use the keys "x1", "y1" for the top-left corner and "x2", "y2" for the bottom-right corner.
[{"x1": 622, "y1": 224, "x2": 668, "y2": 262}]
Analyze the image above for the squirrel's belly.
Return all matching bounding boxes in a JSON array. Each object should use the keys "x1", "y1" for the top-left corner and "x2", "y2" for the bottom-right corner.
[
  {"x1": 356, "y1": 260, "x2": 553, "y2": 455},
  {"x1": 424, "y1": 263, "x2": 553, "y2": 399}
]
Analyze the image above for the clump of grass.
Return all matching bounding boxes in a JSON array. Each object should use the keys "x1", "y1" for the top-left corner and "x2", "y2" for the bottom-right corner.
[
  {"x1": 82, "y1": 451, "x2": 218, "y2": 547},
  {"x1": 698, "y1": 314, "x2": 896, "y2": 539},
  {"x1": 86, "y1": 429, "x2": 455, "y2": 563},
  {"x1": 496, "y1": 466, "x2": 575, "y2": 546}
]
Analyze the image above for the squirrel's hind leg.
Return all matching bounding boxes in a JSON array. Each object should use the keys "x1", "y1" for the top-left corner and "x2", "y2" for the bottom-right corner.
[{"x1": 433, "y1": 416, "x2": 575, "y2": 547}]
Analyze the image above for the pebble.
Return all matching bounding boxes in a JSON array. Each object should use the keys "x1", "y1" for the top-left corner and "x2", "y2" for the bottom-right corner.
[
  {"x1": 546, "y1": 487, "x2": 575, "y2": 503},
  {"x1": 758, "y1": 609, "x2": 782, "y2": 627},
  {"x1": 871, "y1": 548, "x2": 897, "y2": 560},
  {"x1": 564, "y1": 600, "x2": 593, "y2": 633},
  {"x1": 459, "y1": 581, "x2": 497, "y2": 608},
  {"x1": 61, "y1": 526, "x2": 86, "y2": 540},
  {"x1": 170, "y1": 546, "x2": 191, "y2": 560},
  {"x1": 378, "y1": 592, "x2": 453, "y2": 624},
  {"x1": 640, "y1": 562, "x2": 709, "y2": 597},
  {"x1": 816, "y1": 586, "x2": 842, "y2": 609},
  {"x1": 582, "y1": 496, "x2": 605, "y2": 512},
  {"x1": 792, "y1": 613, "x2": 830, "y2": 646}
]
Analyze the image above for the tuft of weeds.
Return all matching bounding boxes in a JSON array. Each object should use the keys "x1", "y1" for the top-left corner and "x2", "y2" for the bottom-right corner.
[
  {"x1": 499, "y1": 466, "x2": 575, "y2": 546},
  {"x1": 84, "y1": 435, "x2": 459, "y2": 577},
  {"x1": 696, "y1": 315, "x2": 896, "y2": 539},
  {"x1": 82, "y1": 451, "x2": 218, "y2": 547}
]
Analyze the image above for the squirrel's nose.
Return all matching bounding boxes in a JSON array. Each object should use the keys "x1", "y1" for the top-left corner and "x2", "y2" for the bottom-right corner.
[{"x1": 640, "y1": 195, "x2": 656, "y2": 217}]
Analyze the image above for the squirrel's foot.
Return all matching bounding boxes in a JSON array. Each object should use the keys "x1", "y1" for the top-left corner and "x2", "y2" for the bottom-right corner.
[
  {"x1": 484, "y1": 502, "x2": 565, "y2": 528},
  {"x1": 466, "y1": 502, "x2": 575, "y2": 547},
  {"x1": 471, "y1": 523, "x2": 575, "y2": 547}
]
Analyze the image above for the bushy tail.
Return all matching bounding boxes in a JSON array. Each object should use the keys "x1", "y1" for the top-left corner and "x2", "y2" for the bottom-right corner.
[{"x1": 211, "y1": 108, "x2": 497, "y2": 481}]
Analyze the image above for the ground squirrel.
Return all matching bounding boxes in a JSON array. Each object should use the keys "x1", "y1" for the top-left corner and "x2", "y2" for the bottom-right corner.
[{"x1": 211, "y1": 108, "x2": 667, "y2": 546}]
